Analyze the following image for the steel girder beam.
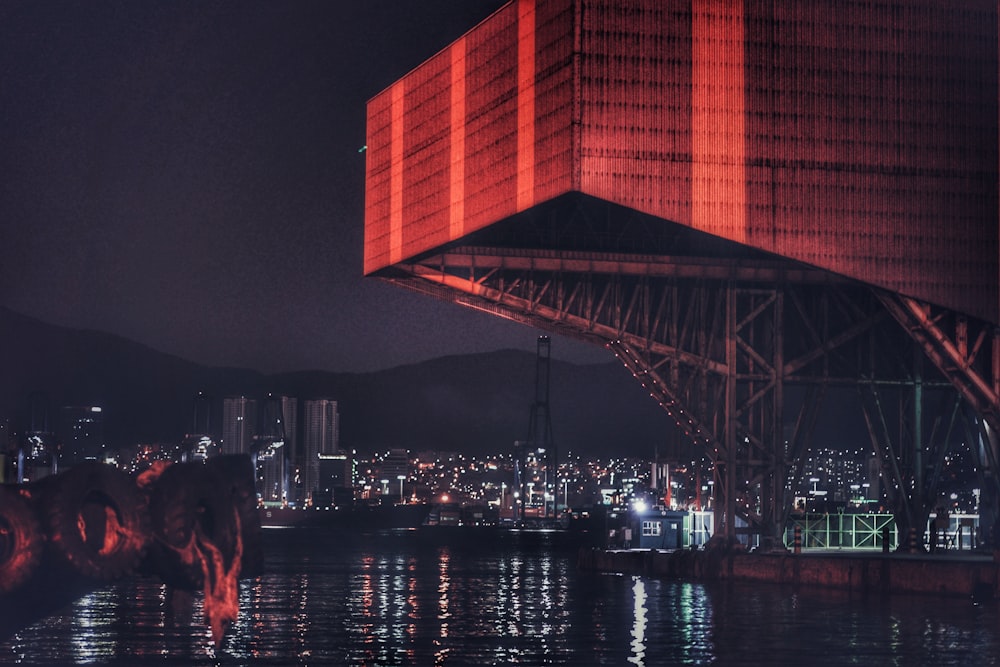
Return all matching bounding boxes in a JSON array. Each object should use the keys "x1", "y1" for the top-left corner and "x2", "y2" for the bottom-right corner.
[
  {"x1": 876, "y1": 293, "x2": 1000, "y2": 435},
  {"x1": 383, "y1": 247, "x2": 958, "y2": 548}
]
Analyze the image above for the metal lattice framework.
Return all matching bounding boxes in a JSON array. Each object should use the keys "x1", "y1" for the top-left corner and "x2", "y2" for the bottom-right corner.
[
  {"x1": 379, "y1": 233, "x2": 999, "y2": 549},
  {"x1": 785, "y1": 514, "x2": 897, "y2": 551}
]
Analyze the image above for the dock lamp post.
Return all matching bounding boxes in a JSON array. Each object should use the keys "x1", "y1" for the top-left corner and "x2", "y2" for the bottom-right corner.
[
  {"x1": 380, "y1": 479, "x2": 389, "y2": 496},
  {"x1": 397, "y1": 475, "x2": 406, "y2": 503}
]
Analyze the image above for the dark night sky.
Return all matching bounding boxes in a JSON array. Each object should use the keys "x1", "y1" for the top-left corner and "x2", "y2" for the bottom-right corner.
[{"x1": 0, "y1": 0, "x2": 611, "y2": 374}]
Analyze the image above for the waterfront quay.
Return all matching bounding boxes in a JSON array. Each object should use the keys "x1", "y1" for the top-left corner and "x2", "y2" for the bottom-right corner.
[{"x1": 579, "y1": 545, "x2": 1000, "y2": 600}]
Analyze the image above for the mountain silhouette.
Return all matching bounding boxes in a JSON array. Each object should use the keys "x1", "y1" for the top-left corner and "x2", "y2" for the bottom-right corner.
[{"x1": 0, "y1": 307, "x2": 671, "y2": 458}]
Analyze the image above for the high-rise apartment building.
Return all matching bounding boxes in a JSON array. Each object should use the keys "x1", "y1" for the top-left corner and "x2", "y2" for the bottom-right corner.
[
  {"x1": 191, "y1": 391, "x2": 213, "y2": 436},
  {"x1": 276, "y1": 395, "x2": 298, "y2": 462},
  {"x1": 60, "y1": 405, "x2": 105, "y2": 464},
  {"x1": 302, "y1": 399, "x2": 339, "y2": 502},
  {"x1": 316, "y1": 453, "x2": 354, "y2": 507},
  {"x1": 181, "y1": 391, "x2": 218, "y2": 462},
  {"x1": 221, "y1": 396, "x2": 257, "y2": 456},
  {"x1": 256, "y1": 394, "x2": 298, "y2": 504}
]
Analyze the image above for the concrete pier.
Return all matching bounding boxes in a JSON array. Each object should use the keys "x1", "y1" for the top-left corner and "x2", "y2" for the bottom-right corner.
[{"x1": 578, "y1": 547, "x2": 1000, "y2": 599}]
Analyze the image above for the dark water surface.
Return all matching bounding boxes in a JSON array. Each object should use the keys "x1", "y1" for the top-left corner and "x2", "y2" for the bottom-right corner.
[{"x1": 2, "y1": 527, "x2": 999, "y2": 665}]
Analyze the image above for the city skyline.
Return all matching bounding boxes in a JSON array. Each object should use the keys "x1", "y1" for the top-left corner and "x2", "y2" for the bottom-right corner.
[{"x1": 4, "y1": 381, "x2": 981, "y2": 516}]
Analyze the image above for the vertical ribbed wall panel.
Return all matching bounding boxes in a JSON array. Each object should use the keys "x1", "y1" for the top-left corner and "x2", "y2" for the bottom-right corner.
[
  {"x1": 363, "y1": 91, "x2": 392, "y2": 274},
  {"x1": 364, "y1": 0, "x2": 576, "y2": 275},
  {"x1": 578, "y1": 1, "x2": 694, "y2": 225},
  {"x1": 744, "y1": 1, "x2": 998, "y2": 322},
  {"x1": 574, "y1": 0, "x2": 997, "y2": 323},
  {"x1": 463, "y1": 5, "x2": 519, "y2": 229},
  {"x1": 532, "y1": 1, "x2": 576, "y2": 204},
  {"x1": 401, "y1": 53, "x2": 452, "y2": 263}
]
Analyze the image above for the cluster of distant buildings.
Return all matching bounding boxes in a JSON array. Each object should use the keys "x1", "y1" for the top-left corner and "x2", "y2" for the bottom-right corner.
[
  {"x1": 0, "y1": 401, "x2": 109, "y2": 483},
  {"x1": 203, "y1": 394, "x2": 348, "y2": 508},
  {"x1": 0, "y1": 393, "x2": 350, "y2": 508},
  {"x1": 0, "y1": 392, "x2": 980, "y2": 516}
]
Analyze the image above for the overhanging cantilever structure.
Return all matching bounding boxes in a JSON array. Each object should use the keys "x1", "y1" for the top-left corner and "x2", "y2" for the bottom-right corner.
[{"x1": 364, "y1": 0, "x2": 1000, "y2": 547}]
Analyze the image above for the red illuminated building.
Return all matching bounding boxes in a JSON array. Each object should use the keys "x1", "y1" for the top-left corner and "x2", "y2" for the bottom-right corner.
[{"x1": 364, "y1": 0, "x2": 999, "y2": 548}]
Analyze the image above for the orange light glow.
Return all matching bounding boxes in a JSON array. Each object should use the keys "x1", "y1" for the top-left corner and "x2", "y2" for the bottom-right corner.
[
  {"x1": 198, "y1": 511, "x2": 243, "y2": 647},
  {"x1": 98, "y1": 506, "x2": 125, "y2": 557},
  {"x1": 136, "y1": 460, "x2": 172, "y2": 490},
  {"x1": 163, "y1": 507, "x2": 244, "y2": 647}
]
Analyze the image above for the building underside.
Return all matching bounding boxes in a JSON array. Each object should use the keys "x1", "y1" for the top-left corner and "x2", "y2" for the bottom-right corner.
[{"x1": 372, "y1": 194, "x2": 1000, "y2": 549}]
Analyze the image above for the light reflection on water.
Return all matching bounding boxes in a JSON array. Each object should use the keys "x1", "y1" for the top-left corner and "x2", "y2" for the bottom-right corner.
[
  {"x1": 629, "y1": 576, "x2": 647, "y2": 666},
  {"x1": 3, "y1": 529, "x2": 1000, "y2": 665}
]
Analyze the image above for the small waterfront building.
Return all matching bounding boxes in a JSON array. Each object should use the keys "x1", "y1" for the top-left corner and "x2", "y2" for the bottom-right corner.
[{"x1": 631, "y1": 507, "x2": 689, "y2": 550}]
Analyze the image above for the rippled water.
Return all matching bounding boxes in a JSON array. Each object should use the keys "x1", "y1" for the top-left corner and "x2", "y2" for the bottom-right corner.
[{"x1": 2, "y1": 528, "x2": 1000, "y2": 665}]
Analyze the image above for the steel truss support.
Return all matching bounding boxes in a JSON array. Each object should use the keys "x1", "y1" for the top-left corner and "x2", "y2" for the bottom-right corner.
[
  {"x1": 876, "y1": 293, "x2": 1000, "y2": 435},
  {"x1": 875, "y1": 292, "x2": 1000, "y2": 546},
  {"x1": 857, "y1": 372, "x2": 964, "y2": 548},
  {"x1": 382, "y1": 247, "x2": 985, "y2": 548}
]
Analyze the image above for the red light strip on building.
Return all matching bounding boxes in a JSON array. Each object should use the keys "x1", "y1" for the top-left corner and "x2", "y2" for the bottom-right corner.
[
  {"x1": 390, "y1": 80, "x2": 405, "y2": 264},
  {"x1": 450, "y1": 38, "x2": 467, "y2": 239},
  {"x1": 516, "y1": 0, "x2": 536, "y2": 211},
  {"x1": 692, "y1": 0, "x2": 746, "y2": 243}
]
